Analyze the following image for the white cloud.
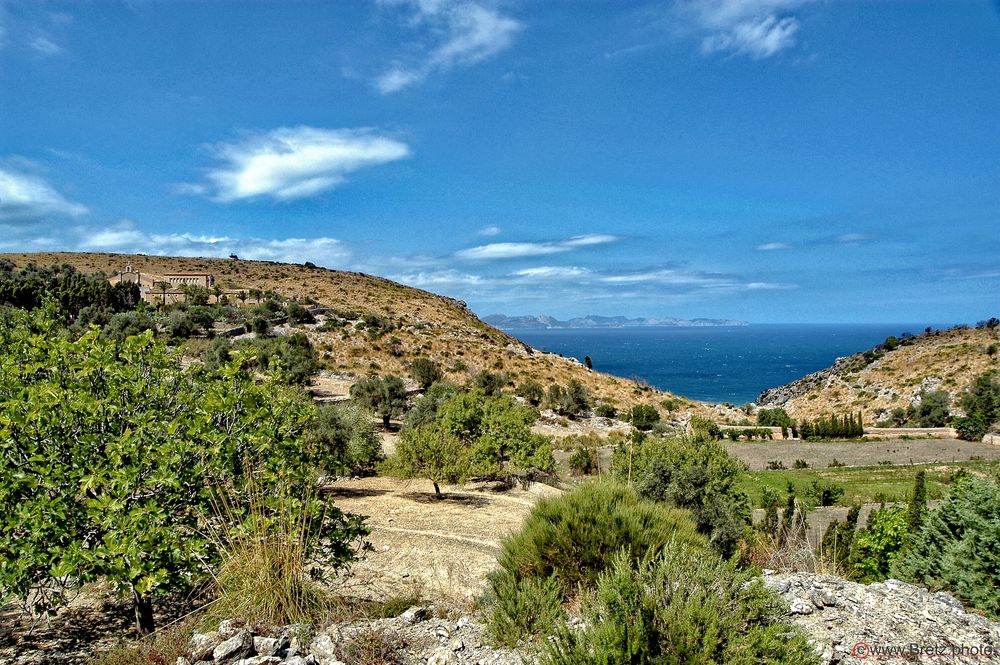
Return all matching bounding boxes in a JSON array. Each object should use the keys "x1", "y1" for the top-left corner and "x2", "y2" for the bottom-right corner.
[
  {"x1": 513, "y1": 266, "x2": 592, "y2": 279},
  {"x1": 72, "y1": 219, "x2": 351, "y2": 266},
  {"x1": 0, "y1": 167, "x2": 88, "y2": 222},
  {"x1": 455, "y1": 242, "x2": 565, "y2": 260},
  {"x1": 193, "y1": 127, "x2": 410, "y2": 202},
  {"x1": 454, "y1": 234, "x2": 619, "y2": 260},
  {"x1": 477, "y1": 224, "x2": 501, "y2": 236},
  {"x1": 29, "y1": 35, "x2": 61, "y2": 56},
  {"x1": 678, "y1": 0, "x2": 812, "y2": 59},
  {"x1": 756, "y1": 242, "x2": 790, "y2": 251},
  {"x1": 376, "y1": 0, "x2": 522, "y2": 93},
  {"x1": 837, "y1": 233, "x2": 868, "y2": 243}
]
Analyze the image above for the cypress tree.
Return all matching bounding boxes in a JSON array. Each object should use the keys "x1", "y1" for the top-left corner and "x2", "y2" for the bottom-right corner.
[{"x1": 907, "y1": 470, "x2": 927, "y2": 533}]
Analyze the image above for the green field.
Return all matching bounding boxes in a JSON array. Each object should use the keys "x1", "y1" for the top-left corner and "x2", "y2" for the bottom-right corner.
[{"x1": 739, "y1": 460, "x2": 999, "y2": 508}]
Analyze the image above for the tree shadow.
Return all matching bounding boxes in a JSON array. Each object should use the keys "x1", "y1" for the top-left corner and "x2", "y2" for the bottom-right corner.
[
  {"x1": 320, "y1": 486, "x2": 390, "y2": 499},
  {"x1": 399, "y1": 491, "x2": 491, "y2": 508},
  {"x1": 0, "y1": 589, "x2": 202, "y2": 664}
]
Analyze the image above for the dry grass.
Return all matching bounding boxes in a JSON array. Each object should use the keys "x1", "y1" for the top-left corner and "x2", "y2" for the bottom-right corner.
[{"x1": 772, "y1": 326, "x2": 1000, "y2": 422}]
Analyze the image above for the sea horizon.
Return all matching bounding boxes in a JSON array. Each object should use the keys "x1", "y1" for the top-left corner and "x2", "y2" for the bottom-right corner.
[{"x1": 501, "y1": 322, "x2": 952, "y2": 405}]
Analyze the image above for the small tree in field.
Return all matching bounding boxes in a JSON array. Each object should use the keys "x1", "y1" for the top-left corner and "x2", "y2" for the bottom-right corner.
[
  {"x1": 350, "y1": 374, "x2": 408, "y2": 428},
  {"x1": 386, "y1": 425, "x2": 466, "y2": 496}
]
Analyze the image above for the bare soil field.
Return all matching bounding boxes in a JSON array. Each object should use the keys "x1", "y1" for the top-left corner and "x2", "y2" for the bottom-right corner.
[
  {"x1": 726, "y1": 438, "x2": 1000, "y2": 471},
  {"x1": 325, "y1": 476, "x2": 560, "y2": 606}
]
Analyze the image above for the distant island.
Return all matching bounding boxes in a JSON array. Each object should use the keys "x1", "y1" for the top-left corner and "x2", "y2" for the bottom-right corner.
[{"x1": 483, "y1": 313, "x2": 748, "y2": 329}]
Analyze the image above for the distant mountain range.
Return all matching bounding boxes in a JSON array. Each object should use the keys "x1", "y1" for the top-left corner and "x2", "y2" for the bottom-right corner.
[{"x1": 483, "y1": 314, "x2": 748, "y2": 329}]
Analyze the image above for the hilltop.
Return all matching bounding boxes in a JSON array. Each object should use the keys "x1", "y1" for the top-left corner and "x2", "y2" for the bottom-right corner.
[
  {"x1": 757, "y1": 324, "x2": 1000, "y2": 423},
  {"x1": 1, "y1": 252, "x2": 733, "y2": 422}
]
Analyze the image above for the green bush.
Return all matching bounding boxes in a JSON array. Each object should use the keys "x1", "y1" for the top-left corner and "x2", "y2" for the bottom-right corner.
[
  {"x1": 309, "y1": 403, "x2": 384, "y2": 476},
  {"x1": 541, "y1": 546, "x2": 819, "y2": 665},
  {"x1": 757, "y1": 408, "x2": 793, "y2": 429},
  {"x1": 892, "y1": 473, "x2": 1000, "y2": 618},
  {"x1": 850, "y1": 505, "x2": 908, "y2": 582},
  {"x1": 492, "y1": 481, "x2": 707, "y2": 604},
  {"x1": 484, "y1": 572, "x2": 565, "y2": 647},
  {"x1": 409, "y1": 357, "x2": 442, "y2": 389},
  {"x1": 625, "y1": 436, "x2": 751, "y2": 557},
  {"x1": 568, "y1": 446, "x2": 598, "y2": 476},
  {"x1": 516, "y1": 380, "x2": 544, "y2": 406},
  {"x1": 594, "y1": 402, "x2": 617, "y2": 419},
  {"x1": 628, "y1": 404, "x2": 660, "y2": 431},
  {"x1": 955, "y1": 372, "x2": 1000, "y2": 440},
  {"x1": 0, "y1": 308, "x2": 366, "y2": 633}
]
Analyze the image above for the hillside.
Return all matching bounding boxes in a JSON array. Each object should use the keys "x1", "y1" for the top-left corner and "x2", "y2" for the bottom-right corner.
[
  {"x1": 757, "y1": 324, "x2": 1000, "y2": 422},
  {"x1": 1, "y1": 252, "x2": 734, "y2": 421}
]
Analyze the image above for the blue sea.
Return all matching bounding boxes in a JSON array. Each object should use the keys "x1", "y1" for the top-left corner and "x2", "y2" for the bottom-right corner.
[{"x1": 505, "y1": 324, "x2": 938, "y2": 404}]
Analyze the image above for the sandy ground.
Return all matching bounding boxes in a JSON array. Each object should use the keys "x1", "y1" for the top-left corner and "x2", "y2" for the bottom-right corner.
[{"x1": 326, "y1": 476, "x2": 560, "y2": 607}]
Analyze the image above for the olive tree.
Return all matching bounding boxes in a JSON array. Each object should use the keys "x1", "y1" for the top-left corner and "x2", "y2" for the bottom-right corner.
[{"x1": 350, "y1": 374, "x2": 409, "y2": 428}]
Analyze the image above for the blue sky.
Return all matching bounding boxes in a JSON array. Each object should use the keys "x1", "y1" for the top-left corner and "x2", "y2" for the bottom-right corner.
[{"x1": 1, "y1": 0, "x2": 998, "y2": 323}]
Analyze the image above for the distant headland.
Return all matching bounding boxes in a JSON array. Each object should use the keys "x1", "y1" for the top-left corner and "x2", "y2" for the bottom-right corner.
[{"x1": 483, "y1": 313, "x2": 748, "y2": 329}]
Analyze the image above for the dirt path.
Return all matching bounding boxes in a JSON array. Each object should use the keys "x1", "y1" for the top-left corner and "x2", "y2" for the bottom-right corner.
[{"x1": 325, "y1": 476, "x2": 558, "y2": 607}]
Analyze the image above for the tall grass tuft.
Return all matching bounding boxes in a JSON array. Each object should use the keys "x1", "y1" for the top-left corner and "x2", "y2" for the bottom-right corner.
[{"x1": 203, "y1": 470, "x2": 359, "y2": 628}]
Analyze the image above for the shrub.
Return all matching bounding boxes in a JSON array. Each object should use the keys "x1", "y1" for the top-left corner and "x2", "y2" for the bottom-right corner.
[
  {"x1": 568, "y1": 446, "x2": 598, "y2": 476},
  {"x1": 955, "y1": 372, "x2": 1000, "y2": 440},
  {"x1": 914, "y1": 390, "x2": 951, "y2": 427},
  {"x1": 541, "y1": 546, "x2": 819, "y2": 665},
  {"x1": 516, "y1": 380, "x2": 544, "y2": 406},
  {"x1": 560, "y1": 380, "x2": 591, "y2": 417},
  {"x1": 892, "y1": 473, "x2": 1000, "y2": 618},
  {"x1": 409, "y1": 357, "x2": 442, "y2": 390},
  {"x1": 286, "y1": 302, "x2": 315, "y2": 324},
  {"x1": 757, "y1": 407, "x2": 793, "y2": 429},
  {"x1": 806, "y1": 480, "x2": 844, "y2": 507},
  {"x1": 792, "y1": 459, "x2": 809, "y2": 469},
  {"x1": 594, "y1": 402, "x2": 617, "y2": 418},
  {"x1": 474, "y1": 371, "x2": 505, "y2": 396},
  {"x1": 310, "y1": 403, "x2": 384, "y2": 476},
  {"x1": 484, "y1": 572, "x2": 565, "y2": 648},
  {"x1": 850, "y1": 505, "x2": 908, "y2": 582},
  {"x1": 491, "y1": 481, "x2": 707, "y2": 604},
  {"x1": 628, "y1": 404, "x2": 660, "y2": 431},
  {"x1": 626, "y1": 436, "x2": 751, "y2": 557}
]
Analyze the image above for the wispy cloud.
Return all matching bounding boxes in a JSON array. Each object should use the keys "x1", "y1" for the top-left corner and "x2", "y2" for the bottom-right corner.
[
  {"x1": 0, "y1": 4, "x2": 69, "y2": 57},
  {"x1": 677, "y1": 0, "x2": 813, "y2": 59},
  {"x1": 836, "y1": 233, "x2": 868, "y2": 243},
  {"x1": 756, "y1": 242, "x2": 790, "y2": 251},
  {"x1": 454, "y1": 234, "x2": 620, "y2": 260},
  {"x1": 72, "y1": 219, "x2": 351, "y2": 266},
  {"x1": 477, "y1": 224, "x2": 501, "y2": 236},
  {"x1": 512, "y1": 266, "x2": 593, "y2": 279},
  {"x1": 29, "y1": 35, "x2": 61, "y2": 56},
  {"x1": 0, "y1": 166, "x2": 88, "y2": 222},
  {"x1": 375, "y1": 0, "x2": 522, "y2": 94},
  {"x1": 187, "y1": 127, "x2": 410, "y2": 202}
]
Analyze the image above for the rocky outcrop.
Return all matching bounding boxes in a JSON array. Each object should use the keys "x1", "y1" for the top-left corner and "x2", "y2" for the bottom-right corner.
[
  {"x1": 764, "y1": 571, "x2": 1000, "y2": 664},
  {"x1": 756, "y1": 354, "x2": 868, "y2": 407},
  {"x1": 177, "y1": 611, "x2": 529, "y2": 665}
]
